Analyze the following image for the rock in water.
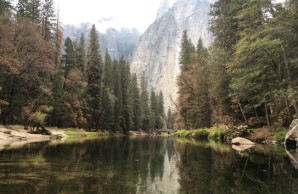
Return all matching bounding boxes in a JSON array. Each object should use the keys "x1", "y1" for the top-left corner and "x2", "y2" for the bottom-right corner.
[
  {"x1": 231, "y1": 137, "x2": 255, "y2": 145},
  {"x1": 130, "y1": 0, "x2": 213, "y2": 109}
]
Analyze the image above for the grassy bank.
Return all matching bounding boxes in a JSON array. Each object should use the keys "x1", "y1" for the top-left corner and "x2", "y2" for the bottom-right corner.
[
  {"x1": 174, "y1": 125, "x2": 288, "y2": 144},
  {"x1": 174, "y1": 127, "x2": 229, "y2": 141},
  {"x1": 62, "y1": 128, "x2": 110, "y2": 138}
]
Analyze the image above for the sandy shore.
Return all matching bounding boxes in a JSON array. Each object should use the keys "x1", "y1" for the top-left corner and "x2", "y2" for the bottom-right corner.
[{"x1": 0, "y1": 125, "x2": 68, "y2": 150}]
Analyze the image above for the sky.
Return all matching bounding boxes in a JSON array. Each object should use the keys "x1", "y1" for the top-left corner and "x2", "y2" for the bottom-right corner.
[{"x1": 55, "y1": 0, "x2": 176, "y2": 33}]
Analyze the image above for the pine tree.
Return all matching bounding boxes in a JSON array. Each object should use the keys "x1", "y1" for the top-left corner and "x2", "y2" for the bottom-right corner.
[
  {"x1": 157, "y1": 91, "x2": 166, "y2": 129},
  {"x1": 120, "y1": 57, "x2": 132, "y2": 134},
  {"x1": 101, "y1": 50, "x2": 114, "y2": 130},
  {"x1": 77, "y1": 33, "x2": 87, "y2": 75},
  {"x1": 140, "y1": 74, "x2": 150, "y2": 131},
  {"x1": 131, "y1": 73, "x2": 141, "y2": 130},
  {"x1": 50, "y1": 73, "x2": 68, "y2": 127},
  {"x1": 42, "y1": 0, "x2": 55, "y2": 41},
  {"x1": 179, "y1": 30, "x2": 195, "y2": 71},
  {"x1": 63, "y1": 37, "x2": 77, "y2": 80},
  {"x1": 150, "y1": 90, "x2": 158, "y2": 129},
  {"x1": 54, "y1": 9, "x2": 63, "y2": 70},
  {"x1": 177, "y1": 31, "x2": 196, "y2": 129},
  {"x1": 86, "y1": 24, "x2": 103, "y2": 130},
  {"x1": 113, "y1": 60, "x2": 122, "y2": 132},
  {"x1": 63, "y1": 37, "x2": 77, "y2": 78},
  {"x1": 0, "y1": 0, "x2": 12, "y2": 14},
  {"x1": 166, "y1": 107, "x2": 174, "y2": 129}
]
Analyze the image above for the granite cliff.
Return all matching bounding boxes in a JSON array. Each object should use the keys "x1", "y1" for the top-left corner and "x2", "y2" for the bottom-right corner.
[{"x1": 130, "y1": 0, "x2": 214, "y2": 109}]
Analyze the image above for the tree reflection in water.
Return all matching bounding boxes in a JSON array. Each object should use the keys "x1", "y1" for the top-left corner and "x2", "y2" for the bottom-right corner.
[{"x1": 0, "y1": 137, "x2": 297, "y2": 194}]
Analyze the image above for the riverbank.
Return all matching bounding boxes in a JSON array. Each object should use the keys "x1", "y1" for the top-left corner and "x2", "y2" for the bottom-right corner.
[
  {"x1": 174, "y1": 126, "x2": 288, "y2": 145},
  {"x1": 0, "y1": 124, "x2": 288, "y2": 151},
  {"x1": 0, "y1": 125, "x2": 68, "y2": 150},
  {"x1": 0, "y1": 125, "x2": 115, "y2": 150}
]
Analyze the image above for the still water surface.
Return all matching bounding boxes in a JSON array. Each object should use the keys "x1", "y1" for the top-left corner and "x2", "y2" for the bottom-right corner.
[{"x1": 0, "y1": 136, "x2": 297, "y2": 194}]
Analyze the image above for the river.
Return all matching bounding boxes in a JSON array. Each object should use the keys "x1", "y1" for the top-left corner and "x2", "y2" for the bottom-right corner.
[{"x1": 0, "y1": 136, "x2": 297, "y2": 194}]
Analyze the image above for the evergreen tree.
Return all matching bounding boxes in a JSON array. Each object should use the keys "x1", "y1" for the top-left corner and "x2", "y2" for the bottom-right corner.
[
  {"x1": 120, "y1": 57, "x2": 132, "y2": 134},
  {"x1": 50, "y1": 72, "x2": 68, "y2": 127},
  {"x1": 179, "y1": 30, "x2": 195, "y2": 71},
  {"x1": 42, "y1": 0, "x2": 55, "y2": 41},
  {"x1": 113, "y1": 60, "x2": 122, "y2": 132},
  {"x1": 63, "y1": 37, "x2": 77, "y2": 80},
  {"x1": 86, "y1": 24, "x2": 103, "y2": 130},
  {"x1": 177, "y1": 31, "x2": 196, "y2": 129},
  {"x1": 166, "y1": 107, "x2": 174, "y2": 129},
  {"x1": 150, "y1": 90, "x2": 158, "y2": 129},
  {"x1": 131, "y1": 73, "x2": 141, "y2": 130},
  {"x1": 77, "y1": 33, "x2": 87, "y2": 74},
  {"x1": 0, "y1": 0, "x2": 12, "y2": 14},
  {"x1": 101, "y1": 50, "x2": 114, "y2": 130},
  {"x1": 140, "y1": 74, "x2": 150, "y2": 131},
  {"x1": 54, "y1": 9, "x2": 63, "y2": 70},
  {"x1": 158, "y1": 91, "x2": 166, "y2": 129}
]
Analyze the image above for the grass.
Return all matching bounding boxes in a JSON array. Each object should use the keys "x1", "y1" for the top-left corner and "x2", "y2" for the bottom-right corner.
[
  {"x1": 274, "y1": 131, "x2": 287, "y2": 143},
  {"x1": 192, "y1": 129, "x2": 210, "y2": 139},
  {"x1": 175, "y1": 127, "x2": 229, "y2": 140},
  {"x1": 63, "y1": 129, "x2": 110, "y2": 138}
]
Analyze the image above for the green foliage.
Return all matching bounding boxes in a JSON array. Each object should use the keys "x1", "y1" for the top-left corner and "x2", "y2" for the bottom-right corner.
[
  {"x1": 274, "y1": 131, "x2": 287, "y2": 143},
  {"x1": 64, "y1": 129, "x2": 109, "y2": 137},
  {"x1": 175, "y1": 129, "x2": 210, "y2": 139},
  {"x1": 192, "y1": 129, "x2": 210, "y2": 139},
  {"x1": 85, "y1": 24, "x2": 103, "y2": 130},
  {"x1": 208, "y1": 128, "x2": 224, "y2": 140}
]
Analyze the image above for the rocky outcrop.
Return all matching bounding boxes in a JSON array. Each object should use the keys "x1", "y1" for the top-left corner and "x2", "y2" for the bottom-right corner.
[
  {"x1": 285, "y1": 119, "x2": 298, "y2": 149},
  {"x1": 130, "y1": 0, "x2": 213, "y2": 109},
  {"x1": 156, "y1": 0, "x2": 170, "y2": 19}
]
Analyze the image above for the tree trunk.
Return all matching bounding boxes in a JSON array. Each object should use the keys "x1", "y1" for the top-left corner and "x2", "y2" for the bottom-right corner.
[
  {"x1": 265, "y1": 104, "x2": 270, "y2": 126},
  {"x1": 238, "y1": 101, "x2": 247, "y2": 123}
]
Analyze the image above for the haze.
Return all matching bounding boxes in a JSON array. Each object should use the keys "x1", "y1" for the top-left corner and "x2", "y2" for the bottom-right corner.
[{"x1": 55, "y1": 0, "x2": 177, "y2": 33}]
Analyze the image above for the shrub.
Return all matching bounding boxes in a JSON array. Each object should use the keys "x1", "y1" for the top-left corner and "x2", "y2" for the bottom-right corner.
[
  {"x1": 274, "y1": 131, "x2": 287, "y2": 143},
  {"x1": 208, "y1": 128, "x2": 223, "y2": 140},
  {"x1": 192, "y1": 129, "x2": 210, "y2": 139}
]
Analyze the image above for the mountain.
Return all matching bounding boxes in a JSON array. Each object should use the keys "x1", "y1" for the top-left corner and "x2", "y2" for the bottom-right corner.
[
  {"x1": 130, "y1": 0, "x2": 214, "y2": 109},
  {"x1": 63, "y1": 23, "x2": 140, "y2": 59}
]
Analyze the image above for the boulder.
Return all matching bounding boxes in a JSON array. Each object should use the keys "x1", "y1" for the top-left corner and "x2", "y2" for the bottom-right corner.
[
  {"x1": 285, "y1": 119, "x2": 298, "y2": 149},
  {"x1": 231, "y1": 137, "x2": 255, "y2": 145},
  {"x1": 232, "y1": 144, "x2": 255, "y2": 152}
]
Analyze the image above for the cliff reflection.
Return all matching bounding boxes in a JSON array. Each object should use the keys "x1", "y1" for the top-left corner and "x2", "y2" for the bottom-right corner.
[{"x1": 0, "y1": 137, "x2": 297, "y2": 194}]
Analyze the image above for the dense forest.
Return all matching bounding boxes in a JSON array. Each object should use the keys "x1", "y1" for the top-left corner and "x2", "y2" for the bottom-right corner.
[
  {"x1": 176, "y1": 0, "x2": 298, "y2": 129},
  {"x1": 0, "y1": 0, "x2": 168, "y2": 133},
  {"x1": 1, "y1": 0, "x2": 297, "y2": 133}
]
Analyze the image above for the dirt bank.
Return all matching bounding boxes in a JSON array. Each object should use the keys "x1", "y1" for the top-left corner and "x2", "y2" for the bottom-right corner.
[{"x1": 0, "y1": 125, "x2": 68, "y2": 150}]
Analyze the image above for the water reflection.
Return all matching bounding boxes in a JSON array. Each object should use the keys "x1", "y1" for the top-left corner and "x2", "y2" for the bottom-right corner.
[{"x1": 0, "y1": 137, "x2": 297, "y2": 194}]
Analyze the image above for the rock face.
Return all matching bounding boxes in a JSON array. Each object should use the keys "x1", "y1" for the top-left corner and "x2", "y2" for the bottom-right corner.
[
  {"x1": 285, "y1": 119, "x2": 298, "y2": 149},
  {"x1": 63, "y1": 23, "x2": 140, "y2": 59},
  {"x1": 130, "y1": 0, "x2": 213, "y2": 109}
]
